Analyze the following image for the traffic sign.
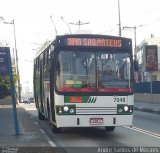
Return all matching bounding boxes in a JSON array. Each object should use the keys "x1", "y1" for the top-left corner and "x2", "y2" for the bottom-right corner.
[
  {"x1": 0, "y1": 47, "x2": 9, "y2": 75},
  {"x1": 0, "y1": 47, "x2": 20, "y2": 135}
]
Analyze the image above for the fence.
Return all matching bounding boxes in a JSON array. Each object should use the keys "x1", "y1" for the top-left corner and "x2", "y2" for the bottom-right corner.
[{"x1": 134, "y1": 81, "x2": 160, "y2": 94}]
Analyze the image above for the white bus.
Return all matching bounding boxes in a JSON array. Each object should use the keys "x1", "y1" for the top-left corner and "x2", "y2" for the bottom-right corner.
[{"x1": 33, "y1": 34, "x2": 134, "y2": 133}]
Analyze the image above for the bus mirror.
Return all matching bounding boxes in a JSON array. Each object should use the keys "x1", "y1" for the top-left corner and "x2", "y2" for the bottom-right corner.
[{"x1": 134, "y1": 60, "x2": 138, "y2": 71}]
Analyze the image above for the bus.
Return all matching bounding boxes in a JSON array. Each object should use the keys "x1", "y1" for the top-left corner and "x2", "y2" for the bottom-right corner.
[{"x1": 33, "y1": 34, "x2": 134, "y2": 133}]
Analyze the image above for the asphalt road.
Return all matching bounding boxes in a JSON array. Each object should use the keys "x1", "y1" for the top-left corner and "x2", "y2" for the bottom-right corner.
[
  {"x1": 20, "y1": 103, "x2": 160, "y2": 153},
  {"x1": 133, "y1": 110, "x2": 160, "y2": 134}
]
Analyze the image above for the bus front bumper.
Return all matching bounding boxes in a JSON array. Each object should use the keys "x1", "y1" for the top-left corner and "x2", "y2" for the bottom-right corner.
[{"x1": 55, "y1": 114, "x2": 133, "y2": 128}]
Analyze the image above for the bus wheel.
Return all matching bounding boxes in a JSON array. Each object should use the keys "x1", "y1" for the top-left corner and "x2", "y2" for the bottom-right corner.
[
  {"x1": 51, "y1": 124, "x2": 61, "y2": 133},
  {"x1": 105, "y1": 126, "x2": 115, "y2": 132},
  {"x1": 38, "y1": 111, "x2": 45, "y2": 120}
]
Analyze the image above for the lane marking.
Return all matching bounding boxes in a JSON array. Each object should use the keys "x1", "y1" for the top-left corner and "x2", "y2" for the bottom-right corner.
[
  {"x1": 48, "y1": 140, "x2": 56, "y2": 147},
  {"x1": 34, "y1": 122, "x2": 38, "y2": 125},
  {"x1": 20, "y1": 104, "x2": 56, "y2": 147},
  {"x1": 124, "y1": 126, "x2": 160, "y2": 139},
  {"x1": 40, "y1": 129, "x2": 45, "y2": 134},
  {"x1": 40, "y1": 128, "x2": 56, "y2": 147}
]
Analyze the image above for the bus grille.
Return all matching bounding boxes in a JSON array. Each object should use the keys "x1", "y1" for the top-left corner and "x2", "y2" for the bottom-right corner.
[{"x1": 76, "y1": 107, "x2": 117, "y2": 115}]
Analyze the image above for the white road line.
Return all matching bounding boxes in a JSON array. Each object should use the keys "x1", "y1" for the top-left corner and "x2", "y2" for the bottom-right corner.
[
  {"x1": 48, "y1": 140, "x2": 56, "y2": 147},
  {"x1": 124, "y1": 126, "x2": 160, "y2": 139},
  {"x1": 34, "y1": 122, "x2": 38, "y2": 125},
  {"x1": 19, "y1": 103, "x2": 56, "y2": 147},
  {"x1": 39, "y1": 128, "x2": 56, "y2": 147},
  {"x1": 40, "y1": 129, "x2": 45, "y2": 134}
]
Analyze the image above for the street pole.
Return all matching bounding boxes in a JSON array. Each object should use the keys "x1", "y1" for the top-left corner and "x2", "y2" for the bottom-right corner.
[
  {"x1": 150, "y1": 72, "x2": 153, "y2": 103},
  {"x1": 123, "y1": 26, "x2": 138, "y2": 82},
  {"x1": 7, "y1": 47, "x2": 20, "y2": 135},
  {"x1": 12, "y1": 20, "x2": 21, "y2": 103},
  {"x1": 122, "y1": 26, "x2": 137, "y2": 56},
  {"x1": 118, "y1": 0, "x2": 122, "y2": 36},
  {"x1": 122, "y1": 25, "x2": 144, "y2": 56},
  {"x1": 70, "y1": 20, "x2": 89, "y2": 30},
  {"x1": 3, "y1": 19, "x2": 22, "y2": 103}
]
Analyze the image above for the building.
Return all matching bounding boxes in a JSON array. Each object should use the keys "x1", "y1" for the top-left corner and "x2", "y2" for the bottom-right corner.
[{"x1": 136, "y1": 37, "x2": 160, "y2": 82}]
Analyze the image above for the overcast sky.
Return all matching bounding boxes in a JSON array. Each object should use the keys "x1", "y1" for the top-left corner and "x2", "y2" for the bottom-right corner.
[{"x1": 0, "y1": 0, "x2": 160, "y2": 95}]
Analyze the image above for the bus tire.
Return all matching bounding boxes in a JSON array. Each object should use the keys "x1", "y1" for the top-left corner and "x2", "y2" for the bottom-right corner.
[
  {"x1": 38, "y1": 111, "x2": 45, "y2": 120},
  {"x1": 105, "y1": 126, "x2": 115, "y2": 132},
  {"x1": 51, "y1": 124, "x2": 61, "y2": 133}
]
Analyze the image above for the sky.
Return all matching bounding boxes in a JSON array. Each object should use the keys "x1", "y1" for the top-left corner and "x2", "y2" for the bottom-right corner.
[{"x1": 0, "y1": 0, "x2": 160, "y2": 96}]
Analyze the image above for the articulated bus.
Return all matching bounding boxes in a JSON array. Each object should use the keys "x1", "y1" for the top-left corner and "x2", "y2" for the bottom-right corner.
[{"x1": 33, "y1": 34, "x2": 134, "y2": 133}]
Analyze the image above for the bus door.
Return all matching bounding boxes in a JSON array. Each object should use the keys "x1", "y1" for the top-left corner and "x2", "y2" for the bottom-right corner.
[
  {"x1": 50, "y1": 53, "x2": 56, "y2": 122},
  {"x1": 40, "y1": 59, "x2": 44, "y2": 113}
]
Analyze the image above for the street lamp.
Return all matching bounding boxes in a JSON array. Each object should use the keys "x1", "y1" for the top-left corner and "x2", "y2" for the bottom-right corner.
[
  {"x1": 3, "y1": 19, "x2": 22, "y2": 103},
  {"x1": 70, "y1": 20, "x2": 89, "y2": 30}
]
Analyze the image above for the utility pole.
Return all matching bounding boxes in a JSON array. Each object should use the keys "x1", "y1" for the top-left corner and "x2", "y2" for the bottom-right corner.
[
  {"x1": 123, "y1": 25, "x2": 144, "y2": 56},
  {"x1": 70, "y1": 20, "x2": 89, "y2": 30},
  {"x1": 3, "y1": 19, "x2": 22, "y2": 103},
  {"x1": 123, "y1": 25, "x2": 144, "y2": 82},
  {"x1": 12, "y1": 20, "x2": 21, "y2": 103},
  {"x1": 123, "y1": 26, "x2": 137, "y2": 55},
  {"x1": 118, "y1": 0, "x2": 122, "y2": 36}
]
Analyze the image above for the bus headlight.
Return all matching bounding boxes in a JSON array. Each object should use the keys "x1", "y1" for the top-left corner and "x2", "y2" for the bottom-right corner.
[
  {"x1": 124, "y1": 106, "x2": 128, "y2": 111},
  {"x1": 56, "y1": 105, "x2": 76, "y2": 115},
  {"x1": 69, "y1": 108, "x2": 75, "y2": 114},
  {"x1": 64, "y1": 106, "x2": 69, "y2": 112},
  {"x1": 117, "y1": 108, "x2": 123, "y2": 113},
  {"x1": 117, "y1": 104, "x2": 133, "y2": 114},
  {"x1": 58, "y1": 107, "x2": 62, "y2": 114}
]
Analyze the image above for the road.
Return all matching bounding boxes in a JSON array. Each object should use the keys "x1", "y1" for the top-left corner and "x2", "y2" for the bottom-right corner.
[{"x1": 19, "y1": 103, "x2": 160, "y2": 152}]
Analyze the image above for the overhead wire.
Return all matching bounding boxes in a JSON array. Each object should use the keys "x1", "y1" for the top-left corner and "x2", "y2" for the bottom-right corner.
[{"x1": 98, "y1": 25, "x2": 118, "y2": 34}]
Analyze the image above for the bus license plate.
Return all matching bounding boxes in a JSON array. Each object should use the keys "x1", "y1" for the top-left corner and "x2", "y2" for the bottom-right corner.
[{"x1": 90, "y1": 118, "x2": 103, "y2": 125}]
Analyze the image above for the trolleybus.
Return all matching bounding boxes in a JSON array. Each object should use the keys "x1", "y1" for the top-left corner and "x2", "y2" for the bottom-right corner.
[{"x1": 33, "y1": 34, "x2": 134, "y2": 132}]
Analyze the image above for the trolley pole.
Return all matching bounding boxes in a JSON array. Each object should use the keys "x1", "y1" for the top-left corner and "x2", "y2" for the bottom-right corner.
[{"x1": 61, "y1": 16, "x2": 72, "y2": 34}]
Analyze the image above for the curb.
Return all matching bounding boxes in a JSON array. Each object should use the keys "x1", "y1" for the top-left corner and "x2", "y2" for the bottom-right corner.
[{"x1": 134, "y1": 106, "x2": 160, "y2": 114}]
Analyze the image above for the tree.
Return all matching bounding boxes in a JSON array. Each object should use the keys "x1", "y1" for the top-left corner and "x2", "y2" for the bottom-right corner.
[{"x1": 0, "y1": 74, "x2": 18, "y2": 99}]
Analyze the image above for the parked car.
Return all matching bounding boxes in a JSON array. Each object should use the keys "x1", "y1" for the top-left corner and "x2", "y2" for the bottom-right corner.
[
  {"x1": 23, "y1": 99, "x2": 29, "y2": 104},
  {"x1": 28, "y1": 97, "x2": 34, "y2": 103}
]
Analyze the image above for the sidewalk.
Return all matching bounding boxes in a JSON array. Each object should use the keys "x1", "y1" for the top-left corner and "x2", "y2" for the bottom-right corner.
[
  {"x1": 0, "y1": 104, "x2": 66, "y2": 153},
  {"x1": 0, "y1": 104, "x2": 52, "y2": 146},
  {"x1": 134, "y1": 101, "x2": 160, "y2": 114}
]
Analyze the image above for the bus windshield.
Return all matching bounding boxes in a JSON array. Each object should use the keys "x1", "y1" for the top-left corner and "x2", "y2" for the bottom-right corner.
[{"x1": 56, "y1": 50, "x2": 132, "y2": 93}]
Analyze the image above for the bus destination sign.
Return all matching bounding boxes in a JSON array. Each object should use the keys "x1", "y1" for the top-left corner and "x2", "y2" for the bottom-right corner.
[{"x1": 67, "y1": 38, "x2": 122, "y2": 48}]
